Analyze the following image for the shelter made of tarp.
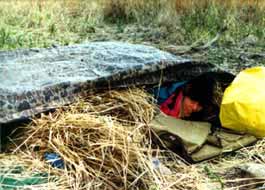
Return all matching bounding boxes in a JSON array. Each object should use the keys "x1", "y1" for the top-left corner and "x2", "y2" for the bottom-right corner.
[{"x1": 0, "y1": 41, "x2": 233, "y2": 125}]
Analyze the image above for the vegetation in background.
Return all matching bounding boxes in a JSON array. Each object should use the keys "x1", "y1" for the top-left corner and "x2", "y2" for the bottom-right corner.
[
  {"x1": 0, "y1": 0, "x2": 103, "y2": 49},
  {"x1": 0, "y1": 0, "x2": 263, "y2": 50},
  {"x1": 180, "y1": 1, "x2": 265, "y2": 44},
  {"x1": 0, "y1": 1, "x2": 264, "y2": 189}
]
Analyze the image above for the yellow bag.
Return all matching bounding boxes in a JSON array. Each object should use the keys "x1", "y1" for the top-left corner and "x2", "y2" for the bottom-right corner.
[{"x1": 220, "y1": 67, "x2": 265, "y2": 137}]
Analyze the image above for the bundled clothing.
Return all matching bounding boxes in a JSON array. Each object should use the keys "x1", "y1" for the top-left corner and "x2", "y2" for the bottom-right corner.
[
  {"x1": 153, "y1": 81, "x2": 220, "y2": 126},
  {"x1": 160, "y1": 90, "x2": 183, "y2": 118}
]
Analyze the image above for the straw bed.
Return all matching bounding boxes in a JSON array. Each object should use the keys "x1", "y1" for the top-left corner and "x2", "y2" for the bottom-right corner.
[
  {"x1": 6, "y1": 88, "x2": 265, "y2": 189},
  {"x1": 0, "y1": 153, "x2": 68, "y2": 189},
  {"x1": 4, "y1": 88, "x2": 265, "y2": 190},
  {"x1": 7, "y1": 88, "x2": 204, "y2": 189}
]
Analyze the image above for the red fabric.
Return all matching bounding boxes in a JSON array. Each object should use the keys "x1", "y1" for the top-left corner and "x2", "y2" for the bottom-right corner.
[{"x1": 160, "y1": 90, "x2": 183, "y2": 118}]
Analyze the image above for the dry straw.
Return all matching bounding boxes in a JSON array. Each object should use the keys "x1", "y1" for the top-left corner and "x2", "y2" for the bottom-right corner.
[
  {"x1": 0, "y1": 153, "x2": 68, "y2": 189},
  {"x1": 8, "y1": 88, "x2": 203, "y2": 190},
  {"x1": 4, "y1": 88, "x2": 265, "y2": 189}
]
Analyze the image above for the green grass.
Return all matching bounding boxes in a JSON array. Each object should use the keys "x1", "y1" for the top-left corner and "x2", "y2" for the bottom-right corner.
[
  {"x1": 0, "y1": 0, "x2": 103, "y2": 49},
  {"x1": 0, "y1": 0, "x2": 263, "y2": 50},
  {"x1": 180, "y1": 2, "x2": 265, "y2": 45}
]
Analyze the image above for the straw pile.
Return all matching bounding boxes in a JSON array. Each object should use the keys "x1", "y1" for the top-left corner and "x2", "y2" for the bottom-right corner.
[
  {"x1": 8, "y1": 88, "x2": 204, "y2": 190},
  {"x1": 5, "y1": 87, "x2": 265, "y2": 189},
  {"x1": 0, "y1": 153, "x2": 68, "y2": 189},
  {"x1": 189, "y1": 138, "x2": 265, "y2": 190}
]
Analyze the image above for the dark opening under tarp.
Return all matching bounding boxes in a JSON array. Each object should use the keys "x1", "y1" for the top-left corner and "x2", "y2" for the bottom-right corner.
[{"x1": 0, "y1": 41, "x2": 233, "y2": 125}]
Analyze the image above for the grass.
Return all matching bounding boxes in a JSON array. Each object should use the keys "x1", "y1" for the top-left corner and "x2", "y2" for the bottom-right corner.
[
  {"x1": 0, "y1": 0, "x2": 263, "y2": 49},
  {"x1": 6, "y1": 88, "x2": 204, "y2": 189},
  {"x1": 179, "y1": 1, "x2": 265, "y2": 44},
  {"x1": 0, "y1": 0, "x2": 103, "y2": 49},
  {"x1": 0, "y1": 1, "x2": 265, "y2": 189},
  {"x1": 3, "y1": 88, "x2": 265, "y2": 189}
]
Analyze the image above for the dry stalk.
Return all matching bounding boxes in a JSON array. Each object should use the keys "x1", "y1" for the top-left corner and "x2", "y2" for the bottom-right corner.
[{"x1": 7, "y1": 88, "x2": 204, "y2": 189}]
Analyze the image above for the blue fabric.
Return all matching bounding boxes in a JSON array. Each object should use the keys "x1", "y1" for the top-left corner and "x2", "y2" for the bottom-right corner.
[
  {"x1": 153, "y1": 81, "x2": 186, "y2": 105},
  {"x1": 44, "y1": 153, "x2": 64, "y2": 169}
]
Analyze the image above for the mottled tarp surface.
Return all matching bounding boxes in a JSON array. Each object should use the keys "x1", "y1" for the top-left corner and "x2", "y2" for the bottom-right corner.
[{"x1": 0, "y1": 42, "x2": 224, "y2": 124}]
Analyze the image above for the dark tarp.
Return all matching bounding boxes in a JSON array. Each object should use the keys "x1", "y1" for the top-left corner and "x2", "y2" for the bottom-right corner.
[{"x1": 0, "y1": 41, "x2": 233, "y2": 125}]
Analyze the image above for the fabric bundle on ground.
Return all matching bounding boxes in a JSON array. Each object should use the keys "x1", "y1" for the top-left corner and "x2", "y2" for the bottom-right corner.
[{"x1": 150, "y1": 113, "x2": 257, "y2": 162}]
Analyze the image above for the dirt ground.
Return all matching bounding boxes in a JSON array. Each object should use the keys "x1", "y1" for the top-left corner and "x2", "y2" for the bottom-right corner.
[{"x1": 83, "y1": 23, "x2": 265, "y2": 75}]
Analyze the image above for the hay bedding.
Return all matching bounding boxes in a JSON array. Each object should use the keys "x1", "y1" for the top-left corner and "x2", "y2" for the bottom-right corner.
[
  {"x1": 4, "y1": 88, "x2": 265, "y2": 189},
  {"x1": 4, "y1": 88, "x2": 203, "y2": 190},
  {"x1": 0, "y1": 153, "x2": 67, "y2": 189}
]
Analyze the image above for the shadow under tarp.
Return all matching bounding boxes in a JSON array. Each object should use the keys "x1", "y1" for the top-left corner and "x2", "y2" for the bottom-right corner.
[
  {"x1": 0, "y1": 41, "x2": 233, "y2": 125},
  {"x1": 150, "y1": 113, "x2": 257, "y2": 163},
  {"x1": 0, "y1": 41, "x2": 236, "y2": 155}
]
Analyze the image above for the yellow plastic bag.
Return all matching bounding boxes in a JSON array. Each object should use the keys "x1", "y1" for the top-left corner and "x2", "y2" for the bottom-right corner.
[{"x1": 220, "y1": 67, "x2": 265, "y2": 137}]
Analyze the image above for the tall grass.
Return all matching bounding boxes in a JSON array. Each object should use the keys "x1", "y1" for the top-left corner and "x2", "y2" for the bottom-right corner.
[
  {"x1": 0, "y1": 0, "x2": 263, "y2": 49},
  {"x1": 0, "y1": 0, "x2": 102, "y2": 49},
  {"x1": 179, "y1": 0, "x2": 265, "y2": 43},
  {"x1": 175, "y1": 0, "x2": 265, "y2": 11},
  {"x1": 102, "y1": 0, "x2": 264, "y2": 45}
]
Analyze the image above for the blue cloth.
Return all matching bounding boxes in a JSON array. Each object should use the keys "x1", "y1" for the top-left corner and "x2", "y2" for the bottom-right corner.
[
  {"x1": 153, "y1": 81, "x2": 186, "y2": 105},
  {"x1": 44, "y1": 153, "x2": 64, "y2": 169}
]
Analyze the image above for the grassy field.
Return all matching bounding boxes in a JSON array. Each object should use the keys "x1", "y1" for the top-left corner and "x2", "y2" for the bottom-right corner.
[
  {"x1": 0, "y1": 0, "x2": 264, "y2": 49},
  {"x1": 1, "y1": 1, "x2": 265, "y2": 189}
]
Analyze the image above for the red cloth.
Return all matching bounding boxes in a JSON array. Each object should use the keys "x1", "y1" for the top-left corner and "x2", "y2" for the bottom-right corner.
[{"x1": 160, "y1": 90, "x2": 183, "y2": 118}]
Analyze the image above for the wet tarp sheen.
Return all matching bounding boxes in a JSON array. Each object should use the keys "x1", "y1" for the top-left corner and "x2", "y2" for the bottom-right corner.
[{"x1": 0, "y1": 42, "x2": 224, "y2": 124}]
